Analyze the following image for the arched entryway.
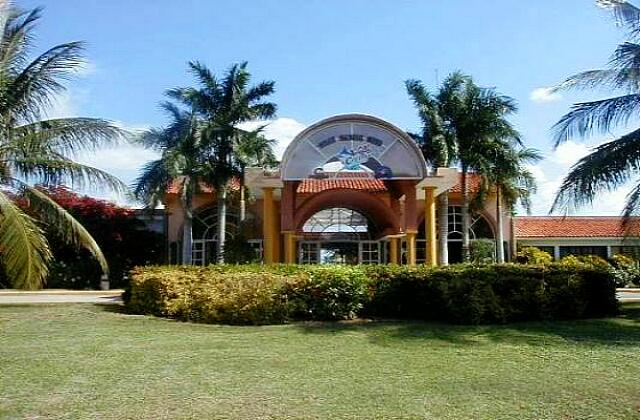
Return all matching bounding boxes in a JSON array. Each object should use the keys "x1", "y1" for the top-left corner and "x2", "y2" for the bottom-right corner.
[
  {"x1": 298, "y1": 207, "x2": 383, "y2": 264},
  {"x1": 189, "y1": 204, "x2": 239, "y2": 265}
]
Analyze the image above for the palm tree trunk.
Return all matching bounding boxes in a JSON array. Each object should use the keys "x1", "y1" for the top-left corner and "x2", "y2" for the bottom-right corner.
[
  {"x1": 182, "y1": 189, "x2": 194, "y2": 265},
  {"x1": 216, "y1": 187, "x2": 227, "y2": 263},
  {"x1": 496, "y1": 186, "x2": 505, "y2": 263},
  {"x1": 461, "y1": 168, "x2": 471, "y2": 263},
  {"x1": 239, "y1": 168, "x2": 246, "y2": 223},
  {"x1": 437, "y1": 193, "x2": 449, "y2": 266}
]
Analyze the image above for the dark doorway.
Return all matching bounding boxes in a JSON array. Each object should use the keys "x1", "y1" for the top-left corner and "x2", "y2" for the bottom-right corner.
[{"x1": 448, "y1": 242, "x2": 463, "y2": 264}]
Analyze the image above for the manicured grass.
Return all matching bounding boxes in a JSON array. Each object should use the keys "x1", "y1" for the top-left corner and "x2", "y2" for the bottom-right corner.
[{"x1": 1, "y1": 304, "x2": 640, "y2": 419}]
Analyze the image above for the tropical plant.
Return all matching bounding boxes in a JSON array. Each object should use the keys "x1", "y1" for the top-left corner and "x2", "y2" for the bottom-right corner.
[
  {"x1": 439, "y1": 74, "x2": 521, "y2": 262},
  {"x1": 134, "y1": 102, "x2": 200, "y2": 264},
  {"x1": 234, "y1": 127, "x2": 277, "y2": 222},
  {"x1": 405, "y1": 77, "x2": 459, "y2": 265},
  {"x1": 167, "y1": 62, "x2": 276, "y2": 262},
  {"x1": 0, "y1": 5, "x2": 127, "y2": 289},
  {"x1": 477, "y1": 145, "x2": 541, "y2": 262},
  {"x1": 135, "y1": 62, "x2": 276, "y2": 264},
  {"x1": 551, "y1": 1, "x2": 640, "y2": 221}
]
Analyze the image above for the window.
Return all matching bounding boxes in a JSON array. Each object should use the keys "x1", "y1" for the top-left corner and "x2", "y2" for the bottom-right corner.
[
  {"x1": 445, "y1": 206, "x2": 494, "y2": 241},
  {"x1": 299, "y1": 242, "x2": 320, "y2": 264},
  {"x1": 303, "y1": 207, "x2": 372, "y2": 240},
  {"x1": 559, "y1": 246, "x2": 608, "y2": 259},
  {"x1": 359, "y1": 241, "x2": 380, "y2": 264}
]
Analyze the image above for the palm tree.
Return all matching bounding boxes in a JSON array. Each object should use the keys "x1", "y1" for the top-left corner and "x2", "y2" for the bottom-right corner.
[
  {"x1": 477, "y1": 145, "x2": 541, "y2": 262},
  {"x1": 134, "y1": 102, "x2": 201, "y2": 264},
  {"x1": 234, "y1": 127, "x2": 277, "y2": 223},
  {"x1": 0, "y1": 5, "x2": 127, "y2": 289},
  {"x1": 405, "y1": 77, "x2": 459, "y2": 265},
  {"x1": 140, "y1": 62, "x2": 276, "y2": 264},
  {"x1": 442, "y1": 76, "x2": 520, "y2": 262},
  {"x1": 551, "y1": 1, "x2": 640, "y2": 221}
]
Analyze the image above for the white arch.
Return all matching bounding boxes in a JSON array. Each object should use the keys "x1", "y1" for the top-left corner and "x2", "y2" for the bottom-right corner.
[{"x1": 281, "y1": 114, "x2": 428, "y2": 181}]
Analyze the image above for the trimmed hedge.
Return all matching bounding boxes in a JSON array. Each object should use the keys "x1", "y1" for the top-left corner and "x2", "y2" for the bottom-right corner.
[{"x1": 126, "y1": 263, "x2": 618, "y2": 325}]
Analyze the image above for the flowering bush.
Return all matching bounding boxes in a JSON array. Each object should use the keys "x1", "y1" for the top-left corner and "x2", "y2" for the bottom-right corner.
[{"x1": 37, "y1": 187, "x2": 164, "y2": 289}]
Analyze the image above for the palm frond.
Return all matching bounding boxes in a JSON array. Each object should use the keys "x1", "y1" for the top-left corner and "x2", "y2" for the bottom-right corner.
[
  {"x1": 0, "y1": 190, "x2": 51, "y2": 289},
  {"x1": 11, "y1": 117, "x2": 128, "y2": 156},
  {"x1": 20, "y1": 185, "x2": 108, "y2": 273},
  {"x1": 11, "y1": 156, "x2": 127, "y2": 193},
  {"x1": 552, "y1": 127, "x2": 640, "y2": 213},
  {"x1": 8, "y1": 41, "x2": 85, "y2": 122},
  {"x1": 598, "y1": 0, "x2": 640, "y2": 37},
  {"x1": 552, "y1": 94, "x2": 640, "y2": 146}
]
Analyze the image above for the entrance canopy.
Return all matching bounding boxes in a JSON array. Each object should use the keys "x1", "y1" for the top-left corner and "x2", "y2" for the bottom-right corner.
[{"x1": 281, "y1": 114, "x2": 428, "y2": 181}]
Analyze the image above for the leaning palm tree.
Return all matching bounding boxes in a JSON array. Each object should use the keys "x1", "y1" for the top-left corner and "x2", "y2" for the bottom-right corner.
[
  {"x1": 234, "y1": 127, "x2": 277, "y2": 222},
  {"x1": 0, "y1": 5, "x2": 127, "y2": 289},
  {"x1": 405, "y1": 77, "x2": 459, "y2": 265},
  {"x1": 167, "y1": 62, "x2": 276, "y2": 262},
  {"x1": 134, "y1": 102, "x2": 201, "y2": 264},
  {"x1": 551, "y1": 1, "x2": 640, "y2": 222},
  {"x1": 444, "y1": 76, "x2": 520, "y2": 262}
]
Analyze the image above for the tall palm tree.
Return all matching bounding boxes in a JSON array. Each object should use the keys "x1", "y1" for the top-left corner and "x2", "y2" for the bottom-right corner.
[
  {"x1": 234, "y1": 127, "x2": 277, "y2": 223},
  {"x1": 551, "y1": 1, "x2": 640, "y2": 221},
  {"x1": 143, "y1": 61, "x2": 276, "y2": 263},
  {"x1": 405, "y1": 77, "x2": 459, "y2": 265},
  {"x1": 477, "y1": 145, "x2": 541, "y2": 262},
  {"x1": 443, "y1": 76, "x2": 520, "y2": 262},
  {"x1": 134, "y1": 102, "x2": 201, "y2": 264},
  {"x1": 0, "y1": 5, "x2": 127, "y2": 289}
]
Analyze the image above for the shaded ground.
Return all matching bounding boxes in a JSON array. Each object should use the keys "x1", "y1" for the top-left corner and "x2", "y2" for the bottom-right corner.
[{"x1": 1, "y1": 303, "x2": 640, "y2": 419}]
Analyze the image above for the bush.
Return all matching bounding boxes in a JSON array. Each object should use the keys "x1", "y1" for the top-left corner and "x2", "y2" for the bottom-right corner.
[
  {"x1": 517, "y1": 247, "x2": 553, "y2": 265},
  {"x1": 127, "y1": 263, "x2": 619, "y2": 325},
  {"x1": 469, "y1": 239, "x2": 496, "y2": 264}
]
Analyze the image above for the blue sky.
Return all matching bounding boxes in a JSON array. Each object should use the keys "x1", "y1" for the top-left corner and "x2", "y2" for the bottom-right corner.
[{"x1": 20, "y1": 0, "x2": 634, "y2": 214}]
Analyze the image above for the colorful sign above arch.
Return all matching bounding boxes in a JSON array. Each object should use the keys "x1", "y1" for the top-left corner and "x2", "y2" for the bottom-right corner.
[{"x1": 281, "y1": 115, "x2": 428, "y2": 181}]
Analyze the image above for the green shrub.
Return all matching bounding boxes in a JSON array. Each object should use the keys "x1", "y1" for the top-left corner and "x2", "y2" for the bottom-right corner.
[
  {"x1": 517, "y1": 247, "x2": 553, "y2": 265},
  {"x1": 127, "y1": 263, "x2": 618, "y2": 325},
  {"x1": 469, "y1": 239, "x2": 496, "y2": 264}
]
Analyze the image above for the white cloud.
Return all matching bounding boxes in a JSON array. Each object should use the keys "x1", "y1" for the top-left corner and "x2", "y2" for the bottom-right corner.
[
  {"x1": 238, "y1": 117, "x2": 307, "y2": 159},
  {"x1": 530, "y1": 87, "x2": 562, "y2": 103}
]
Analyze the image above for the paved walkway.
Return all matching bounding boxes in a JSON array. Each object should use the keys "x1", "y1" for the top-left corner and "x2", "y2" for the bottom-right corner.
[{"x1": 0, "y1": 290, "x2": 123, "y2": 305}]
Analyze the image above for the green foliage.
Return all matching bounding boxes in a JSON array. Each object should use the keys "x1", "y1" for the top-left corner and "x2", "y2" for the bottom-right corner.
[
  {"x1": 127, "y1": 263, "x2": 618, "y2": 325},
  {"x1": 517, "y1": 246, "x2": 554, "y2": 265},
  {"x1": 0, "y1": 6, "x2": 127, "y2": 289},
  {"x1": 469, "y1": 239, "x2": 496, "y2": 264},
  {"x1": 560, "y1": 254, "x2": 611, "y2": 269},
  {"x1": 222, "y1": 234, "x2": 259, "y2": 264}
]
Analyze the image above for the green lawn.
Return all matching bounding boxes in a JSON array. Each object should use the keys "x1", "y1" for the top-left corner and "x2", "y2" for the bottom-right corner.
[{"x1": 1, "y1": 304, "x2": 640, "y2": 419}]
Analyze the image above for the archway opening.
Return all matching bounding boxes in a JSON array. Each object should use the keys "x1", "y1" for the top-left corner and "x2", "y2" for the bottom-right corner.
[{"x1": 300, "y1": 207, "x2": 381, "y2": 264}]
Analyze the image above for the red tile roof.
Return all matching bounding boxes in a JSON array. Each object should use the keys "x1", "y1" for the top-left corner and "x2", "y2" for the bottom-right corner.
[
  {"x1": 297, "y1": 176, "x2": 387, "y2": 194},
  {"x1": 515, "y1": 216, "x2": 640, "y2": 238},
  {"x1": 449, "y1": 172, "x2": 482, "y2": 194},
  {"x1": 166, "y1": 177, "x2": 240, "y2": 195}
]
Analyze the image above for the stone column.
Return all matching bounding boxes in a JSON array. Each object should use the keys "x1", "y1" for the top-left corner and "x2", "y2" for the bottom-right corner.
[{"x1": 424, "y1": 187, "x2": 437, "y2": 266}]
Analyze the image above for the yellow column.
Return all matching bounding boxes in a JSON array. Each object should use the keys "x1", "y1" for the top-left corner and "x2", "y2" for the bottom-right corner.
[
  {"x1": 262, "y1": 187, "x2": 274, "y2": 264},
  {"x1": 273, "y1": 204, "x2": 281, "y2": 263},
  {"x1": 424, "y1": 187, "x2": 438, "y2": 266},
  {"x1": 389, "y1": 237, "x2": 399, "y2": 264},
  {"x1": 406, "y1": 230, "x2": 417, "y2": 266},
  {"x1": 283, "y1": 231, "x2": 297, "y2": 264}
]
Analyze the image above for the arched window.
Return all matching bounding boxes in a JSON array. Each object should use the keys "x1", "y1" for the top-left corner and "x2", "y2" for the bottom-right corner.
[
  {"x1": 189, "y1": 205, "x2": 240, "y2": 265},
  {"x1": 447, "y1": 206, "x2": 494, "y2": 241},
  {"x1": 302, "y1": 207, "x2": 373, "y2": 240}
]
